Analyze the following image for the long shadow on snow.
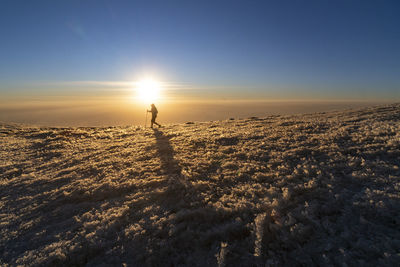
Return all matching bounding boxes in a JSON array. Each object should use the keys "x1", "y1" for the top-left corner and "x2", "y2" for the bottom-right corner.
[
  {"x1": 153, "y1": 128, "x2": 182, "y2": 176},
  {"x1": 116, "y1": 129, "x2": 252, "y2": 266}
]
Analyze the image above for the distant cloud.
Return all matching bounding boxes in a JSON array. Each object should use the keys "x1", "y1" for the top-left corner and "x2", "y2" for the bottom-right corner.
[
  {"x1": 56, "y1": 80, "x2": 133, "y2": 88},
  {"x1": 33, "y1": 80, "x2": 195, "y2": 92}
]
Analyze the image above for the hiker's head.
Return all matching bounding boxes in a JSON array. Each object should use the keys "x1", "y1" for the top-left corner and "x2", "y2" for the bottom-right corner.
[{"x1": 151, "y1": 103, "x2": 155, "y2": 107}]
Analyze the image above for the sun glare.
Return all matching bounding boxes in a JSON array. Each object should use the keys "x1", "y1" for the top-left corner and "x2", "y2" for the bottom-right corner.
[{"x1": 135, "y1": 79, "x2": 162, "y2": 103}]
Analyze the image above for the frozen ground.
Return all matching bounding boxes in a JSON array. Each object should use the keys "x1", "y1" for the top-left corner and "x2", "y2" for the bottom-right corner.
[{"x1": 1, "y1": 104, "x2": 399, "y2": 266}]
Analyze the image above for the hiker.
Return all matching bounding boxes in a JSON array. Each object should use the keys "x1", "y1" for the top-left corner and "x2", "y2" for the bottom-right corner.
[{"x1": 147, "y1": 103, "x2": 161, "y2": 128}]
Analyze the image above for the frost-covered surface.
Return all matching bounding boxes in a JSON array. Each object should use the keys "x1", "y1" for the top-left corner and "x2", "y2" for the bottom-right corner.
[{"x1": 1, "y1": 104, "x2": 400, "y2": 266}]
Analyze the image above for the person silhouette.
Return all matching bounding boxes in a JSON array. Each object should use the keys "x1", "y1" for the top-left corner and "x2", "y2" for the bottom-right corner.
[{"x1": 147, "y1": 103, "x2": 161, "y2": 128}]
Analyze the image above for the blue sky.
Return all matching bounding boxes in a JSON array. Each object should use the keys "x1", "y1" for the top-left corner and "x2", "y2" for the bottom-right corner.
[{"x1": 1, "y1": 0, "x2": 400, "y2": 100}]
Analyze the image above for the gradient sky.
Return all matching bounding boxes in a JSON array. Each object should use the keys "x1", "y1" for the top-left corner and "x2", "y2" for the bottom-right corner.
[{"x1": 1, "y1": 0, "x2": 400, "y2": 100}]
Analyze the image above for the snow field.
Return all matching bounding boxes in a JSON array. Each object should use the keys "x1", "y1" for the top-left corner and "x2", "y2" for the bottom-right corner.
[{"x1": 1, "y1": 104, "x2": 399, "y2": 266}]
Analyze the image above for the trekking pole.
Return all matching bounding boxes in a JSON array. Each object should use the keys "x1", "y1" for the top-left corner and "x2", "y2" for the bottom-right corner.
[{"x1": 145, "y1": 110, "x2": 148, "y2": 128}]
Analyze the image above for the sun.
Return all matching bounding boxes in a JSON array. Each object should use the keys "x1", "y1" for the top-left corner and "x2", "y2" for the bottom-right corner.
[{"x1": 135, "y1": 79, "x2": 162, "y2": 103}]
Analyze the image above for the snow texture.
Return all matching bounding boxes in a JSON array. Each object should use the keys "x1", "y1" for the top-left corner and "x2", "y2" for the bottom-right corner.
[{"x1": 1, "y1": 104, "x2": 400, "y2": 266}]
